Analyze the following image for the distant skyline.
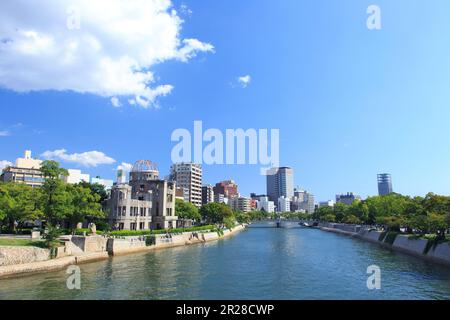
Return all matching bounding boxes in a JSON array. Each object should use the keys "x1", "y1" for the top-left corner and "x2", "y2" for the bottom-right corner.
[{"x1": 1, "y1": 0, "x2": 450, "y2": 201}]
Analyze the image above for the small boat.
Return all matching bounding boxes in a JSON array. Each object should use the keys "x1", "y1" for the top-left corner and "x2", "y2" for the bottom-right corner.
[{"x1": 299, "y1": 222, "x2": 311, "y2": 227}]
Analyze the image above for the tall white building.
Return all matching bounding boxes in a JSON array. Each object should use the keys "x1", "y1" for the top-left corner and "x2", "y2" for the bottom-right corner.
[
  {"x1": 277, "y1": 196, "x2": 291, "y2": 212},
  {"x1": 170, "y1": 163, "x2": 203, "y2": 207},
  {"x1": 257, "y1": 196, "x2": 275, "y2": 213},
  {"x1": 63, "y1": 169, "x2": 90, "y2": 184}
]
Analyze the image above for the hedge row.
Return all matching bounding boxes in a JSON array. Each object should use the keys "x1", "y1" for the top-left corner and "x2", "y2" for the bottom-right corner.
[{"x1": 109, "y1": 225, "x2": 216, "y2": 237}]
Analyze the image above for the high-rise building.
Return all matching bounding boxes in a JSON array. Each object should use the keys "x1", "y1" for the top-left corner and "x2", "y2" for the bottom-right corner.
[
  {"x1": 201, "y1": 185, "x2": 214, "y2": 205},
  {"x1": 377, "y1": 173, "x2": 393, "y2": 196},
  {"x1": 213, "y1": 180, "x2": 239, "y2": 199},
  {"x1": 266, "y1": 167, "x2": 294, "y2": 202},
  {"x1": 0, "y1": 150, "x2": 44, "y2": 188},
  {"x1": 170, "y1": 163, "x2": 203, "y2": 207}
]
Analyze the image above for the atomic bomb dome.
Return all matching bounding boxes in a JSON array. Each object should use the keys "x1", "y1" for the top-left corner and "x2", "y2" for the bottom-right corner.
[{"x1": 130, "y1": 160, "x2": 159, "y2": 181}]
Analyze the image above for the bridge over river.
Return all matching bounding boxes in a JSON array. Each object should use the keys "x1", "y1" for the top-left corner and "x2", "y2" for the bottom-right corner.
[{"x1": 248, "y1": 219, "x2": 316, "y2": 228}]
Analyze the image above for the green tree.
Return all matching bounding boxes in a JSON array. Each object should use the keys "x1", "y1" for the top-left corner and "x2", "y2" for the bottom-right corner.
[
  {"x1": 428, "y1": 213, "x2": 447, "y2": 239},
  {"x1": 65, "y1": 184, "x2": 105, "y2": 233},
  {"x1": 407, "y1": 214, "x2": 428, "y2": 235},
  {"x1": 249, "y1": 210, "x2": 268, "y2": 221},
  {"x1": 235, "y1": 211, "x2": 251, "y2": 224},
  {"x1": 334, "y1": 203, "x2": 348, "y2": 222},
  {"x1": 0, "y1": 183, "x2": 43, "y2": 232},
  {"x1": 200, "y1": 202, "x2": 234, "y2": 224},
  {"x1": 223, "y1": 216, "x2": 236, "y2": 229},
  {"x1": 423, "y1": 193, "x2": 450, "y2": 215},
  {"x1": 376, "y1": 215, "x2": 406, "y2": 232},
  {"x1": 348, "y1": 201, "x2": 369, "y2": 223},
  {"x1": 40, "y1": 161, "x2": 70, "y2": 224},
  {"x1": 79, "y1": 181, "x2": 108, "y2": 203},
  {"x1": 175, "y1": 199, "x2": 201, "y2": 222},
  {"x1": 323, "y1": 213, "x2": 336, "y2": 222},
  {"x1": 312, "y1": 206, "x2": 334, "y2": 221},
  {"x1": 344, "y1": 215, "x2": 361, "y2": 224}
]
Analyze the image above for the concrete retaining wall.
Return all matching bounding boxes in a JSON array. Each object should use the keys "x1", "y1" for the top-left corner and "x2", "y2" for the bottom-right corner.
[
  {"x1": 359, "y1": 230, "x2": 383, "y2": 243},
  {"x1": 392, "y1": 235, "x2": 428, "y2": 254},
  {"x1": 318, "y1": 223, "x2": 450, "y2": 267},
  {"x1": 427, "y1": 242, "x2": 450, "y2": 265},
  {"x1": 70, "y1": 235, "x2": 108, "y2": 253},
  {"x1": 0, "y1": 246, "x2": 51, "y2": 266},
  {"x1": 108, "y1": 225, "x2": 245, "y2": 256}
]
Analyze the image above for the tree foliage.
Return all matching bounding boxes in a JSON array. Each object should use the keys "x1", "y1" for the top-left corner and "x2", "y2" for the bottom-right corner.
[
  {"x1": 311, "y1": 192, "x2": 450, "y2": 236},
  {"x1": 0, "y1": 160, "x2": 105, "y2": 234},
  {"x1": 200, "y1": 202, "x2": 234, "y2": 224},
  {"x1": 175, "y1": 199, "x2": 201, "y2": 221}
]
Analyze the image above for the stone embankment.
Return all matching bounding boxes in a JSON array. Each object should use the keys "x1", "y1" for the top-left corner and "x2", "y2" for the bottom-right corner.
[
  {"x1": 108, "y1": 225, "x2": 245, "y2": 256},
  {"x1": 0, "y1": 246, "x2": 51, "y2": 267},
  {"x1": 0, "y1": 225, "x2": 246, "y2": 279},
  {"x1": 317, "y1": 222, "x2": 450, "y2": 267}
]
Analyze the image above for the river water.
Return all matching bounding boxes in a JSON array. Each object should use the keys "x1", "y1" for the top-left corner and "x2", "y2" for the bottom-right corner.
[{"x1": 1, "y1": 224, "x2": 449, "y2": 300}]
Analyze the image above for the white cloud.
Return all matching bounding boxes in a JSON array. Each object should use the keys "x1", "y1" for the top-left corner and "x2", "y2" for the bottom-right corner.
[
  {"x1": 180, "y1": 4, "x2": 193, "y2": 16},
  {"x1": 41, "y1": 149, "x2": 116, "y2": 167},
  {"x1": 0, "y1": 0, "x2": 214, "y2": 108},
  {"x1": 0, "y1": 131, "x2": 10, "y2": 137},
  {"x1": 117, "y1": 162, "x2": 133, "y2": 172},
  {"x1": 237, "y1": 75, "x2": 251, "y2": 88},
  {"x1": 110, "y1": 96, "x2": 121, "y2": 108},
  {"x1": 0, "y1": 160, "x2": 12, "y2": 170}
]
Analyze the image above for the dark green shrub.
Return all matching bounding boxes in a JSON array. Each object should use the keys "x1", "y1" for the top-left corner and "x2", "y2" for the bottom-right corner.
[
  {"x1": 110, "y1": 225, "x2": 215, "y2": 237},
  {"x1": 145, "y1": 236, "x2": 156, "y2": 246}
]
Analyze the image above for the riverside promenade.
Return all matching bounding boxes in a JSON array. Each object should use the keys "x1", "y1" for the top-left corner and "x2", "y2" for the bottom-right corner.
[
  {"x1": 317, "y1": 222, "x2": 450, "y2": 268},
  {"x1": 0, "y1": 225, "x2": 246, "y2": 279}
]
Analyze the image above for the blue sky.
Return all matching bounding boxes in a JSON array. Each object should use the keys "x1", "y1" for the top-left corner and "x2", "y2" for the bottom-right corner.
[{"x1": 0, "y1": 0, "x2": 449, "y2": 201}]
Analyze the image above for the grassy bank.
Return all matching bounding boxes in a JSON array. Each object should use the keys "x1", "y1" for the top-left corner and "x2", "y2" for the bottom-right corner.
[{"x1": 0, "y1": 238, "x2": 46, "y2": 248}]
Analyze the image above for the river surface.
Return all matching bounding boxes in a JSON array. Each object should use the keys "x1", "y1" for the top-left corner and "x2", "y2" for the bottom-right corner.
[{"x1": 1, "y1": 224, "x2": 449, "y2": 300}]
